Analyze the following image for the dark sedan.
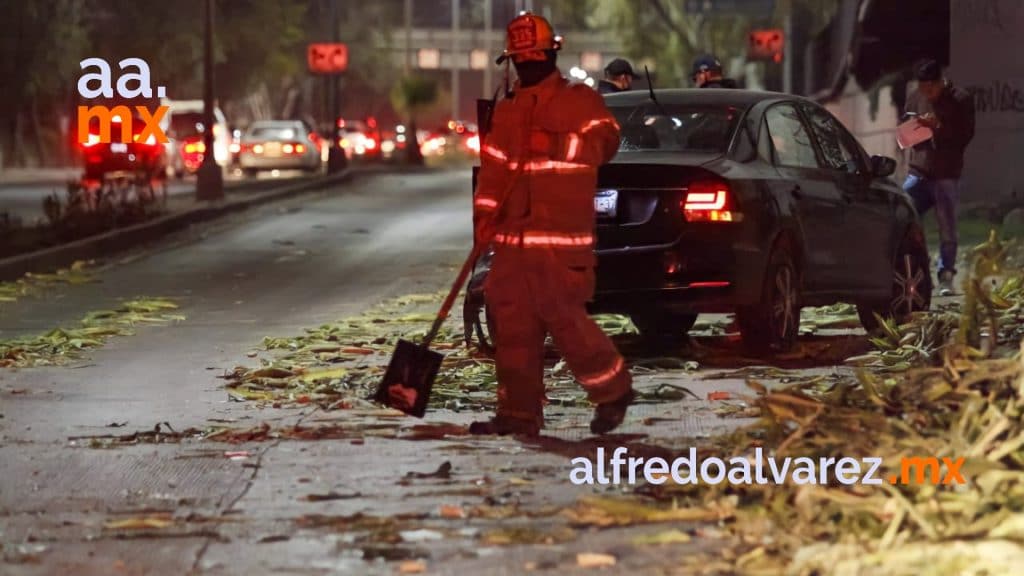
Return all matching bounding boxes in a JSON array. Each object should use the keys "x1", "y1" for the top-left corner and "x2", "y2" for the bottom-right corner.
[{"x1": 465, "y1": 89, "x2": 931, "y2": 353}]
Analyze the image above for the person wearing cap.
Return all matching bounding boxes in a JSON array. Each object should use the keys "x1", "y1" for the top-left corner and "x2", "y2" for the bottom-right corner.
[
  {"x1": 598, "y1": 58, "x2": 637, "y2": 94},
  {"x1": 691, "y1": 54, "x2": 737, "y2": 89},
  {"x1": 470, "y1": 12, "x2": 634, "y2": 438},
  {"x1": 903, "y1": 58, "x2": 975, "y2": 296}
]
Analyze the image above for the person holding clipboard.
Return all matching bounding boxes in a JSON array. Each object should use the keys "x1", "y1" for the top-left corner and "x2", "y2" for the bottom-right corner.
[{"x1": 901, "y1": 59, "x2": 975, "y2": 296}]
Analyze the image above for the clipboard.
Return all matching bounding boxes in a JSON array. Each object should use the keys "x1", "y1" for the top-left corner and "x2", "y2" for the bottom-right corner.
[{"x1": 897, "y1": 118, "x2": 934, "y2": 150}]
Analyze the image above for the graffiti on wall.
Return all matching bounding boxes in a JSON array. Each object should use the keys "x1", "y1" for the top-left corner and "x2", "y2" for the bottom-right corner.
[
  {"x1": 966, "y1": 81, "x2": 1024, "y2": 113},
  {"x1": 953, "y1": 0, "x2": 1008, "y2": 31}
]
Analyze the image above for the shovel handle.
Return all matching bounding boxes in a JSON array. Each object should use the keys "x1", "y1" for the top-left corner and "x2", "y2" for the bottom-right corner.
[{"x1": 422, "y1": 243, "x2": 484, "y2": 347}]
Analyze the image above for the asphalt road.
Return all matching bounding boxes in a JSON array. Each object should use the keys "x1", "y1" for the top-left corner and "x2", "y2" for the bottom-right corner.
[{"x1": 0, "y1": 168, "x2": 856, "y2": 574}]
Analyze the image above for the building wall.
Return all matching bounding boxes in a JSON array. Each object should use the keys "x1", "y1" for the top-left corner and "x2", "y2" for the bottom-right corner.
[{"x1": 950, "y1": 0, "x2": 1024, "y2": 202}]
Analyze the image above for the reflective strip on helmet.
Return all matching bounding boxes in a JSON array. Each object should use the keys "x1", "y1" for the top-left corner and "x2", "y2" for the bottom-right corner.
[
  {"x1": 565, "y1": 133, "x2": 581, "y2": 162},
  {"x1": 482, "y1": 144, "x2": 508, "y2": 162},
  {"x1": 580, "y1": 118, "x2": 619, "y2": 134},
  {"x1": 474, "y1": 196, "x2": 498, "y2": 210},
  {"x1": 577, "y1": 357, "x2": 625, "y2": 387},
  {"x1": 493, "y1": 232, "x2": 594, "y2": 247}
]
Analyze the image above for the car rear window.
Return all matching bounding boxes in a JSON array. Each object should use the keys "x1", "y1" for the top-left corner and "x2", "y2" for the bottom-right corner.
[
  {"x1": 248, "y1": 125, "x2": 301, "y2": 140},
  {"x1": 609, "y1": 104, "x2": 741, "y2": 153},
  {"x1": 170, "y1": 113, "x2": 205, "y2": 138}
]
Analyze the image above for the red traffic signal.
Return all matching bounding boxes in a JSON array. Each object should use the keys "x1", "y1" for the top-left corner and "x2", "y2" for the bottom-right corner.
[
  {"x1": 308, "y1": 43, "x2": 348, "y2": 74},
  {"x1": 748, "y1": 29, "x2": 784, "y2": 63}
]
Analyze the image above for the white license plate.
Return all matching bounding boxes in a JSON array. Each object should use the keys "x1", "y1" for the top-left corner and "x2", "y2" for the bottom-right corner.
[
  {"x1": 594, "y1": 189, "x2": 618, "y2": 217},
  {"x1": 110, "y1": 143, "x2": 128, "y2": 153}
]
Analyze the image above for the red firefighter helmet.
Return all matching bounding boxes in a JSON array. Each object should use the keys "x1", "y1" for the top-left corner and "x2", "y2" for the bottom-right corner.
[{"x1": 496, "y1": 11, "x2": 563, "y2": 64}]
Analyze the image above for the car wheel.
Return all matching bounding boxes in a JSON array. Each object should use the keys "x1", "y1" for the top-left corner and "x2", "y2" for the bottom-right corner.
[
  {"x1": 857, "y1": 234, "x2": 932, "y2": 332},
  {"x1": 630, "y1": 311, "x2": 698, "y2": 346},
  {"x1": 736, "y1": 247, "x2": 800, "y2": 353}
]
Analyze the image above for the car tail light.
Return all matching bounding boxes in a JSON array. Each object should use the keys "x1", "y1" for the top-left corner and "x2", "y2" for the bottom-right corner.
[
  {"x1": 283, "y1": 143, "x2": 295, "y2": 154},
  {"x1": 184, "y1": 141, "x2": 206, "y2": 154},
  {"x1": 229, "y1": 142, "x2": 241, "y2": 154},
  {"x1": 365, "y1": 138, "x2": 377, "y2": 151},
  {"x1": 253, "y1": 144, "x2": 264, "y2": 154},
  {"x1": 682, "y1": 180, "x2": 739, "y2": 222}
]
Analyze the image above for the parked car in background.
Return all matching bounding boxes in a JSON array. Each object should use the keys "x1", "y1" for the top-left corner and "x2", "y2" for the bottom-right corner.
[
  {"x1": 237, "y1": 120, "x2": 322, "y2": 177},
  {"x1": 160, "y1": 99, "x2": 231, "y2": 177},
  {"x1": 466, "y1": 89, "x2": 931, "y2": 353}
]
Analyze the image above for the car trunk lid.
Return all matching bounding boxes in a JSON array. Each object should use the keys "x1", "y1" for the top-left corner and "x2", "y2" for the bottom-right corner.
[{"x1": 594, "y1": 161, "x2": 721, "y2": 251}]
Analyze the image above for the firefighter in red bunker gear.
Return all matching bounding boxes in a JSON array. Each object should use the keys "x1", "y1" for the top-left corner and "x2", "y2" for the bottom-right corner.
[{"x1": 469, "y1": 12, "x2": 635, "y2": 437}]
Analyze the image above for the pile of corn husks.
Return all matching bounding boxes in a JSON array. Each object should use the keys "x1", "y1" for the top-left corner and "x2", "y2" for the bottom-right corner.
[
  {"x1": 0, "y1": 298, "x2": 182, "y2": 367},
  {"x1": 222, "y1": 293, "x2": 527, "y2": 411}
]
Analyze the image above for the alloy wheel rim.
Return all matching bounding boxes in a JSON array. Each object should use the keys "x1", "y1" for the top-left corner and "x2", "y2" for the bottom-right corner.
[
  {"x1": 771, "y1": 266, "x2": 797, "y2": 341},
  {"x1": 892, "y1": 252, "x2": 926, "y2": 317}
]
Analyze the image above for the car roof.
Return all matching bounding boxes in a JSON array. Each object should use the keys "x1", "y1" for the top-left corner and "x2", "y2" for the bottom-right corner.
[
  {"x1": 250, "y1": 120, "x2": 303, "y2": 126},
  {"x1": 603, "y1": 89, "x2": 805, "y2": 109}
]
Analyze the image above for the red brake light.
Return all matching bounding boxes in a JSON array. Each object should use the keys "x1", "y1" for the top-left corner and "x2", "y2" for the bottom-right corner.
[{"x1": 682, "y1": 181, "x2": 738, "y2": 222}]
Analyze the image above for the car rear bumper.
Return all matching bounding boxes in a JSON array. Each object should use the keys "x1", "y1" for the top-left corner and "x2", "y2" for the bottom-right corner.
[
  {"x1": 238, "y1": 153, "x2": 318, "y2": 170},
  {"x1": 590, "y1": 227, "x2": 766, "y2": 314}
]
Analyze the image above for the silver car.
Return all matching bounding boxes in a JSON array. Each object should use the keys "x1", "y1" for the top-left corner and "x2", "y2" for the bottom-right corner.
[{"x1": 238, "y1": 120, "x2": 322, "y2": 176}]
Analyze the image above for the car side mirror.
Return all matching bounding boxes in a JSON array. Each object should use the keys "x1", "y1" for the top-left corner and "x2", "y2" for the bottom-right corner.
[{"x1": 870, "y1": 155, "x2": 897, "y2": 178}]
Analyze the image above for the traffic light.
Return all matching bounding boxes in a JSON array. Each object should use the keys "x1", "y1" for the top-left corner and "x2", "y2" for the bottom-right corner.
[{"x1": 748, "y1": 29, "x2": 784, "y2": 63}]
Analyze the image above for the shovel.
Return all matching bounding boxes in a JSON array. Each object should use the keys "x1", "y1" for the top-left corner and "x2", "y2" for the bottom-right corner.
[{"x1": 374, "y1": 243, "x2": 487, "y2": 417}]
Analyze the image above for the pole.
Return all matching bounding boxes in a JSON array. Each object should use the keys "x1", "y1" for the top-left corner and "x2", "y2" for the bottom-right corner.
[
  {"x1": 196, "y1": 0, "x2": 223, "y2": 201},
  {"x1": 451, "y1": 0, "x2": 460, "y2": 122},
  {"x1": 783, "y1": 7, "x2": 793, "y2": 94},
  {"x1": 483, "y1": 0, "x2": 492, "y2": 96},
  {"x1": 326, "y1": 0, "x2": 347, "y2": 173},
  {"x1": 404, "y1": 0, "x2": 412, "y2": 73}
]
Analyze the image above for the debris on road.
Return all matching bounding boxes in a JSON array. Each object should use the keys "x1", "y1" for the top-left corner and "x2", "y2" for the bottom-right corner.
[
  {"x1": 706, "y1": 391, "x2": 731, "y2": 401},
  {"x1": 1, "y1": 297, "x2": 183, "y2": 368},
  {"x1": 0, "y1": 260, "x2": 94, "y2": 304},
  {"x1": 103, "y1": 515, "x2": 175, "y2": 530},
  {"x1": 576, "y1": 552, "x2": 617, "y2": 568}
]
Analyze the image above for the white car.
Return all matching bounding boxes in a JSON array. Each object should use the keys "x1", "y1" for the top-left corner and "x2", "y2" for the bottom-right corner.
[{"x1": 160, "y1": 99, "x2": 231, "y2": 176}]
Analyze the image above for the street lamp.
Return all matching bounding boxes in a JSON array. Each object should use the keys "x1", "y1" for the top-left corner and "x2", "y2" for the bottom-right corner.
[{"x1": 196, "y1": 0, "x2": 223, "y2": 201}]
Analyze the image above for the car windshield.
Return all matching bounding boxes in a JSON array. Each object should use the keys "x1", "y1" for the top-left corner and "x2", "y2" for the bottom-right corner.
[
  {"x1": 248, "y1": 125, "x2": 300, "y2": 140},
  {"x1": 170, "y1": 113, "x2": 206, "y2": 138},
  {"x1": 609, "y1": 103, "x2": 741, "y2": 153}
]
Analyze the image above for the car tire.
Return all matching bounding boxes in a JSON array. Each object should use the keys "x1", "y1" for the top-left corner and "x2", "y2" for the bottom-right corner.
[
  {"x1": 857, "y1": 233, "x2": 932, "y2": 333},
  {"x1": 630, "y1": 311, "x2": 698, "y2": 347},
  {"x1": 736, "y1": 246, "x2": 800, "y2": 354}
]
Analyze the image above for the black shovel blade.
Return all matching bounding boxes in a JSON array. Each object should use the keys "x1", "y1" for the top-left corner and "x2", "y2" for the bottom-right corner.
[{"x1": 375, "y1": 339, "x2": 443, "y2": 418}]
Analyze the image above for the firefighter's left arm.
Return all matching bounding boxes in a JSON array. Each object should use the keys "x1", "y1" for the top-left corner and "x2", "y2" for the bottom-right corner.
[{"x1": 534, "y1": 86, "x2": 621, "y2": 167}]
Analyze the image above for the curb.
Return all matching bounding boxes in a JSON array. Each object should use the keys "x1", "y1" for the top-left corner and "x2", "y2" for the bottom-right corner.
[{"x1": 0, "y1": 170, "x2": 354, "y2": 282}]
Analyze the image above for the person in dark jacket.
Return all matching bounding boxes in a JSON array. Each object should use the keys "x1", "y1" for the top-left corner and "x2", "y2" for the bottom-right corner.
[
  {"x1": 903, "y1": 59, "x2": 975, "y2": 295},
  {"x1": 691, "y1": 54, "x2": 738, "y2": 88},
  {"x1": 597, "y1": 58, "x2": 636, "y2": 94}
]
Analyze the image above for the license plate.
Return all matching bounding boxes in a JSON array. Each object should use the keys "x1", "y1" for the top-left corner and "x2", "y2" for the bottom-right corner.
[
  {"x1": 110, "y1": 143, "x2": 128, "y2": 153},
  {"x1": 594, "y1": 189, "x2": 618, "y2": 217},
  {"x1": 265, "y1": 142, "x2": 282, "y2": 157}
]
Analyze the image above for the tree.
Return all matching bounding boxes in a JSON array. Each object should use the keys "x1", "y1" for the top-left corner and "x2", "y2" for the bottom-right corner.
[
  {"x1": 390, "y1": 75, "x2": 439, "y2": 165},
  {"x1": 598, "y1": 0, "x2": 839, "y2": 89}
]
